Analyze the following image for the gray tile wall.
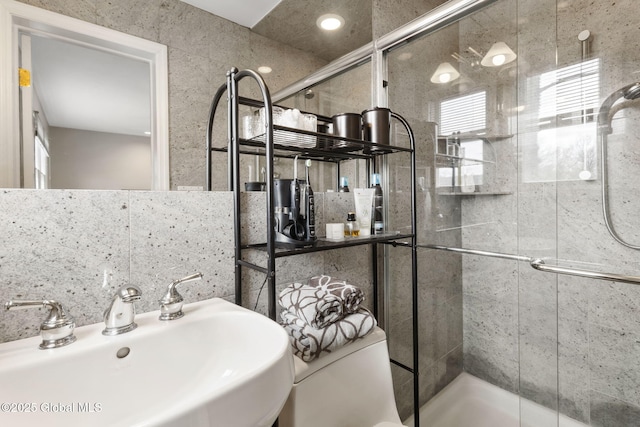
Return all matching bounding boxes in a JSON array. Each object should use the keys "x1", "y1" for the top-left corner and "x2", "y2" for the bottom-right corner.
[
  {"x1": 0, "y1": 190, "x2": 374, "y2": 344},
  {"x1": 0, "y1": 189, "x2": 236, "y2": 343}
]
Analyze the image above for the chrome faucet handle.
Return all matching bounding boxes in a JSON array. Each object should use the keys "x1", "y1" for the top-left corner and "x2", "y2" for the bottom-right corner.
[
  {"x1": 102, "y1": 285, "x2": 142, "y2": 336},
  {"x1": 159, "y1": 273, "x2": 203, "y2": 321},
  {"x1": 4, "y1": 300, "x2": 77, "y2": 349}
]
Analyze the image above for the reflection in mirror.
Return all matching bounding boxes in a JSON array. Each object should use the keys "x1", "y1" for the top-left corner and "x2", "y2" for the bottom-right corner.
[
  {"x1": 26, "y1": 34, "x2": 152, "y2": 190},
  {"x1": 0, "y1": 0, "x2": 169, "y2": 190},
  {"x1": 275, "y1": 61, "x2": 372, "y2": 192}
]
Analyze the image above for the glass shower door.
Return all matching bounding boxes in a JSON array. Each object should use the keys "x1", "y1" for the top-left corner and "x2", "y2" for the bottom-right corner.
[
  {"x1": 385, "y1": 0, "x2": 528, "y2": 424},
  {"x1": 546, "y1": 0, "x2": 640, "y2": 425}
]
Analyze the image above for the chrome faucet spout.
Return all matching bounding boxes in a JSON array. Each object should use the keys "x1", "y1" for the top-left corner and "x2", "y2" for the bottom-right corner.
[
  {"x1": 4, "y1": 299, "x2": 76, "y2": 349},
  {"x1": 103, "y1": 285, "x2": 142, "y2": 336}
]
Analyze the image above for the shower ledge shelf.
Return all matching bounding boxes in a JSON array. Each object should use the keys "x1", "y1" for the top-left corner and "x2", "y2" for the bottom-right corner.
[
  {"x1": 437, "y1": 133, "x2": 513, "y2": 141},
  {"x1": 436, "y1": 191, "x2": 513, "y2": 196}
]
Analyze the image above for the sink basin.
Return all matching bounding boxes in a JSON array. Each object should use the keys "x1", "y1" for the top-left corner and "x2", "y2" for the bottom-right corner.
[{"x1": 0, "y1": 298, "x2": 294, "y2": 427}]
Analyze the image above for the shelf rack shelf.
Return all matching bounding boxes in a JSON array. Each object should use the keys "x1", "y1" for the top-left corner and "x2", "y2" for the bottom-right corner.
[
  {"x1": 206, "y1": 67, "x2": 420, "y2": 427},
  {"x1": 211, "y1": 124, "x2": 413, "y2": 163},
  {"x1": 244, "y1": 233, "x2": 414, "y2": 257}
]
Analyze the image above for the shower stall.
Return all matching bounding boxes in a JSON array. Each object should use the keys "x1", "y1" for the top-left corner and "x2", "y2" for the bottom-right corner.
[{"x1": 274, "y1": 0, "x2": 640, "y2": 425}]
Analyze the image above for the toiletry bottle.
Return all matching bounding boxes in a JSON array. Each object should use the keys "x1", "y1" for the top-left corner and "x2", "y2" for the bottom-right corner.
[
  {"x1": 339, "y1": 176, "x2": 350, "y2": 192},
  {"x1": 371, "y1": 173, "x2": 384, "y2": 235},
  {"x1": 345, "y1": 212, "x2": 360, "y2": 237}
]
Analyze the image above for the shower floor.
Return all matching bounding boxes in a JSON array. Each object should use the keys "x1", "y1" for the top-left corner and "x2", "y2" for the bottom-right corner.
[{"x1": 403, "y1": 372, "x2": 588, "y2": 427}]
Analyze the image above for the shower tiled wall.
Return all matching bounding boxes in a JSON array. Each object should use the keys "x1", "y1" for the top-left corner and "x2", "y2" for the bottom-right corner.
[{"x1": 465, "y1": 181, "x2": 640, "y2": 426}]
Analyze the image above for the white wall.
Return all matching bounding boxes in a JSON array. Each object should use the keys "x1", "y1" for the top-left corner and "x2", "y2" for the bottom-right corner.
[{"x1": 49, "y1": 127, "x2": 151, "y2": 190}]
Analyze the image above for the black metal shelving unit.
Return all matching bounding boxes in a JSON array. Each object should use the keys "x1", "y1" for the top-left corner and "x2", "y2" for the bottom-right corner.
[{"x1": 206, "y1": 68, "x2": 421, "y2": 427}]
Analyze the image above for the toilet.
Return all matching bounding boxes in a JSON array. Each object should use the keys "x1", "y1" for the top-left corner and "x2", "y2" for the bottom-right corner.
[{"x1": 278, "y1": 327, "x2": 406, "y2": 427}]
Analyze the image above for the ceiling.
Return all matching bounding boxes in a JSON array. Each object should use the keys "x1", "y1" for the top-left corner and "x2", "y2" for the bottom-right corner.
[
  {"x1": 182, "y1": 0, "x2": 373, "y2": 62},
  {"x1": 179, "y1": 0, "x2": 281, "y2": 28}
]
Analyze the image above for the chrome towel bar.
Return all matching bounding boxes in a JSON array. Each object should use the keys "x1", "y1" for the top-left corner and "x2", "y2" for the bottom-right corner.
[
  {"x1": 529, "y1": 258, "x2": 640, "y2": 285},
  {"x1": 420, "y1": 244, "x2": 640, "y2": 285},
  {"x1": 422, "y1": 244, "x2": 531, "y2": 262}
]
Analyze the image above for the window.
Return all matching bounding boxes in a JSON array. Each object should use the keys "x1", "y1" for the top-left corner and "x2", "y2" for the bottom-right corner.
[
  {"x1": 439, "y1": 91, "x2": 487, "y2": 135},
  {"x1": 437, "y1": 91, "x2": 487, "y2": 189},
  {"x1": 538, "y1": 58, "x2": 599, "y2": 123},
  {"x1": 522, "y1": 58, "x2": 600, "y2": 182}
]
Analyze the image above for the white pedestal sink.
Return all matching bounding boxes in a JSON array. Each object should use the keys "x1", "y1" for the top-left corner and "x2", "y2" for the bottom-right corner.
[{"x1": 0, "y1": 298, "x2": 294, "y2": 427}]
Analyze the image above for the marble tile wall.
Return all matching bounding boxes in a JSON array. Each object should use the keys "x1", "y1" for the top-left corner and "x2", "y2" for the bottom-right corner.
[
  {"x1": 553, "y1": 179, "x2": 640, "y2": 426},
  {"x1": 0, "y1": 189, "x2": 235, "y2": 343},
  {"x1": 16, "y1": 0, "x2": 328, "y2": 191},
  {"x1": 461, "y1": 194, "x2": 520, "y2": 394},
  {"x1": 0, "y1": 190, "x2": 376, "y2": 344},
  {"x1": 478, "y1": 174, "x2": 640, "y2": 427}
]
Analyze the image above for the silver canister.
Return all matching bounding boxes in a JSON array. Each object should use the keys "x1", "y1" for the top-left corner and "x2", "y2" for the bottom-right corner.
[
  {"x1": 331, "y1": 113, "x2": 362, "y2": 147},
  {"x1": 362, "y1": 107, "x2": 392, "y2": 152}
]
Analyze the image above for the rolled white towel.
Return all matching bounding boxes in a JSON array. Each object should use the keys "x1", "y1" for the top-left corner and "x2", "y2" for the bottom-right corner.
[
  {"x1": 278, "y1": 282, "x2": 344, "y2": 329},
  {"x1": 307, "y1": 275, "x2": 364, "y2": 314},
  {"x1": 280, "y1": 308, "x2": 377, "y2": 362}
]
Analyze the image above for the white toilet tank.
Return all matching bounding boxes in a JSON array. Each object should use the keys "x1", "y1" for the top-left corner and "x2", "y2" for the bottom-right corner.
[{"x1": 278, "y1": 327, "x2": 405, "y2": 427}]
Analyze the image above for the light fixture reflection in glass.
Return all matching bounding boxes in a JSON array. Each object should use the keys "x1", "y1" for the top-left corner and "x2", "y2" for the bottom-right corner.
[
  {"x1": 481, "y1": 42, "x2": 517, "y2": 67},
  {"x1": 430, "y1": 62, "x2": 460, "y2": 84},
  {"x1": 316, "y1": 14, "x2": 345, "y2": 31}
]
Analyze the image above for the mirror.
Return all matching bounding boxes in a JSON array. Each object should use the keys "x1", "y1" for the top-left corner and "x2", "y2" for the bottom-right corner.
[{"x1": 0, "y1": 0, "x2": 169, "y2": 190}]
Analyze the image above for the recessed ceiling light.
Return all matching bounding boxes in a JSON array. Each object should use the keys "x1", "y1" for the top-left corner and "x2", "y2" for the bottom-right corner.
[
  {"x1": 317, "y1": 14, "x2": 345, "y2": 31},
  {"x1": 144, "y1": 131, "x2": 151, "y2": 135},
  {"x1": 258, "y1": 66, "x2": 272, "y2": 74}
]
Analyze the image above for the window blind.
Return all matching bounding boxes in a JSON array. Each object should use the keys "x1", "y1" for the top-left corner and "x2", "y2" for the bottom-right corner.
[
  {"x1": 538, "y1": 58, "x2": 600, "y2": 119},
  {"x1": 439, "y1": 91, "x2": 486, "y2": 135}
]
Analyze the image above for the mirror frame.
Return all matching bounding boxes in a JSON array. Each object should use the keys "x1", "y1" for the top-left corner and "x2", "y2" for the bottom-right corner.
[{"x1": 0, "y1": 0, "x2": 169, "y2": 190}]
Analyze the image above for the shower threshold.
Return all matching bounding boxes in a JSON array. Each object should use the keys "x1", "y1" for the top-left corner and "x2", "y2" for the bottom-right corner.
[{"x1": 404, "y1": 372, "x2": 587, "y2": 427}]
